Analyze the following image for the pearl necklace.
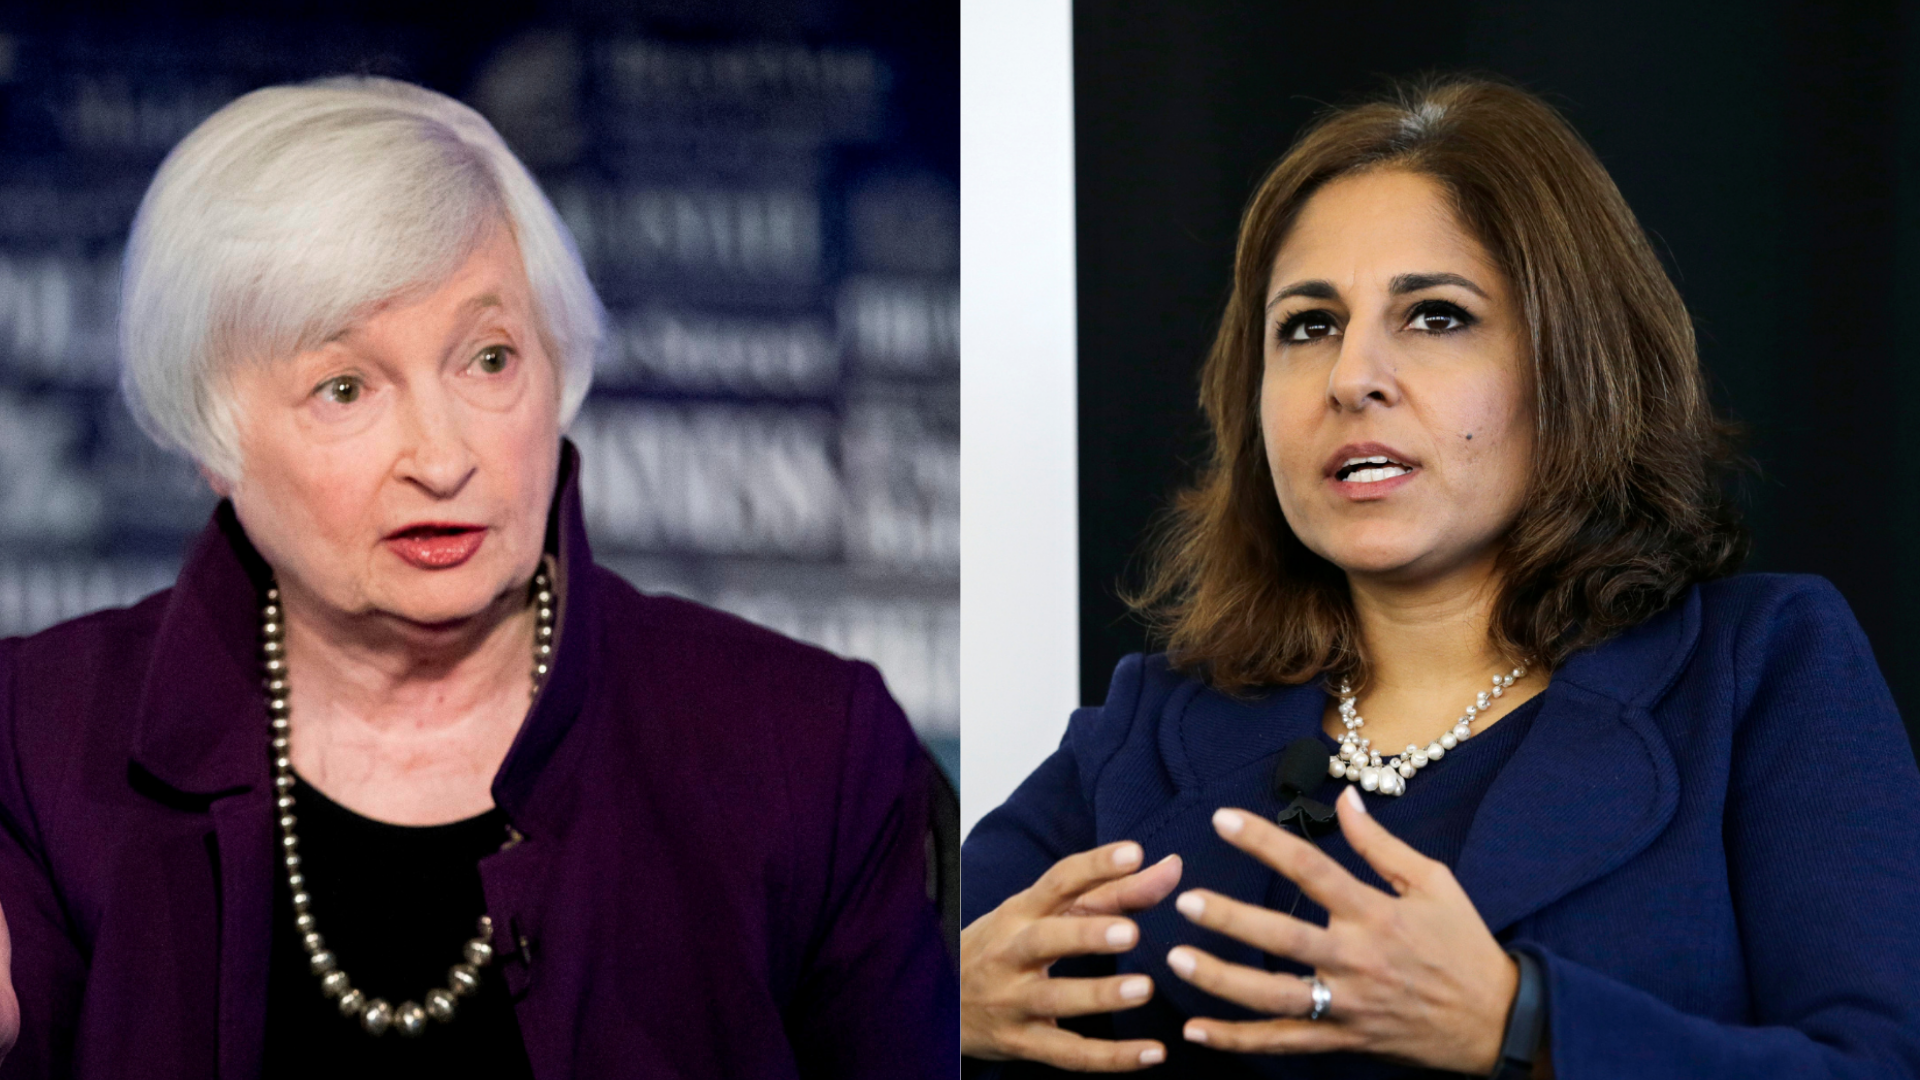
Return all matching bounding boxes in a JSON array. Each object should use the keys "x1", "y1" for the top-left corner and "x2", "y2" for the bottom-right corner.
[
  {"x1": 260, "y1": 566, "x2": 554, "y2": 1037},
  {"x1": 1327, "y1": 663, "x2": 1527, "y2": 797}
]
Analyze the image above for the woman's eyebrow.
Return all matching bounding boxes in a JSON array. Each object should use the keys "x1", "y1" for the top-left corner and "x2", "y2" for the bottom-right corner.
[
  {"x1": 1266, "y1": 279, "x2": 1338, "y2": 311},
  {"x1": 1389, "y1": 271, "x2": 1488, "y2": 298},
  {"x1": 323, "y1": 291, "x2": 508, "y2": 345},
  {"x1": 449, "y1": 292, "x2": 514, "y2": 342},
  {"x1": 1264, "y1": 271, "x2": 1488, "y2": 312},
  {"x1": 459, "y1": 291, "x2": 506, "y2": 314}
]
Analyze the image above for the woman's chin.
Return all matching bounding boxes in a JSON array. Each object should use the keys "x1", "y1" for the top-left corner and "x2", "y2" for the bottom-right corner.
[
  {"x1": 1327, "y1": 543, "x2": 1504, "y2": 589},
  {"x1": 1330, "y1": 555, "x2": 1423, "y2": 580},
  {"x1": 368, "y1": 572, "x2": 518, "y2": 630},
  {"x1": 1308, "y1": 533, "x2": 1422, "y2": 575},
  {"x1": 1315, "y1": 537, "x2": 1461, "y2": 582}
]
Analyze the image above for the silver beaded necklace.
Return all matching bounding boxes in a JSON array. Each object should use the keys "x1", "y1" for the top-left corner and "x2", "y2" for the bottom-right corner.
[
  {"x1": 1327, "y1": 663, "x2": 1528, "y2": 797},
  {"x1": 261, "y1": 565, "x2": 555, "y2": 1037}
]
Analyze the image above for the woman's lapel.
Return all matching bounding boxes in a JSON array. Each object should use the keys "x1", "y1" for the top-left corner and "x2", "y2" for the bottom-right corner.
[
  {"x1": 124, "y1": 501, "x2": 278, "y2": 1076},
  {"x1": 1131, "y1": 682, "x2": 1325, "y2": 1021},
  {"x1": 1450, "y1": 679, "x2": 1680, "y2": 933},
  {"x1": 1452, "y1": 589, "x2": 1700, "y2": 932}
]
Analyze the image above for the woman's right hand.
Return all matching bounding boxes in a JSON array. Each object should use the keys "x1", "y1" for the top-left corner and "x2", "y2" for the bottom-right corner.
[
  {"x1": 961, "y1": 841, "x2": 1183, "y2": 1070},
  {"x1": 0, "y1": 900, "x2": 17, "y2": 1065}
]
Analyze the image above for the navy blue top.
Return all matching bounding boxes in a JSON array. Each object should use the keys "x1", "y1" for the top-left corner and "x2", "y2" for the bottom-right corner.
[
  {"x1": 962, "y1": 575, "x2": 1920, "y2": 1079},
  {"x1": 1271, "y1": 695, "x2": 1544, "y2": 936}
]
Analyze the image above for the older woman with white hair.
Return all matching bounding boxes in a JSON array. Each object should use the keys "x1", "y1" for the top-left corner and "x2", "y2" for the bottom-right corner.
[{"x1": 0, "y1": 77, "x2": 955, "y2": 1078}]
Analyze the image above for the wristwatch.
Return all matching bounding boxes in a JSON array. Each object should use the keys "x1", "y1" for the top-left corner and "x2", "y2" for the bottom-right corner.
[{"x1": 1489, "y1": 947, "x2": 1548, "y2": 1079}]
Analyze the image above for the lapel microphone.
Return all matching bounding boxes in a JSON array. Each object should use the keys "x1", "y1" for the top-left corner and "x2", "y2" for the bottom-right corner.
[
  {"x1": 1273, "y1": 737, "x2": 1339, "y2": 840},
  {"x1": 1273, "y1": 737, "x2": 1340, "y2": 918}
]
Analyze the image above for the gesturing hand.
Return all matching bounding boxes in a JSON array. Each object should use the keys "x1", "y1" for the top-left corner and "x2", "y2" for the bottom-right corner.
[
  {"x1": 961, "y1": 841, "x2": 1184, "y2": 1070},
  {"x1": 0, "y1": 899, "x2": 16, "y2": 1065},
  {"x1": 1166, "y1": 787, "x2": 1519, "y2": 1074}
]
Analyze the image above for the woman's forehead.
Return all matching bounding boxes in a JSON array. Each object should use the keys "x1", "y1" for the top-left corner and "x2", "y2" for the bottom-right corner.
[
  {"x1": 1267, "y1": 171, "x2": 1501, "y2": 298},
  {"x1": 334, "y1": 228, "x2": 533, "y2": 336}
]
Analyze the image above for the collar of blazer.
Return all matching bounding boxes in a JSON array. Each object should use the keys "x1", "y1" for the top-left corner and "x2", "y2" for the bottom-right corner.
[
  {"x1": 1152, "y1": 588, "x2": 1697, "y2": 938},
  {"x1": 127, "y1": 440, "x2": 600, "y2": 840},
  {"x1": 123, "y1": 444, "x2": 598, "y2": 1079}
]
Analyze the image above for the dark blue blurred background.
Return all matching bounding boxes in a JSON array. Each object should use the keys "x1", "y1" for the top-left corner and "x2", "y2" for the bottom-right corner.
[{"x1": 0, "y1": 0, "x2": 957, "y2": 776}]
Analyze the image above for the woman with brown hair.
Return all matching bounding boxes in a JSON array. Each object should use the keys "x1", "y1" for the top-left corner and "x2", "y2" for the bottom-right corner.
[{"x1": 958, "y1": 78, "x2": 1920, "y2": 1078}]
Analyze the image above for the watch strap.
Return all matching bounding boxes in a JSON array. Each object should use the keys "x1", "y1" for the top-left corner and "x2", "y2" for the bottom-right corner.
[{"x1": 1489, "y1": 947, "x2": 1548, "y2": 1079}]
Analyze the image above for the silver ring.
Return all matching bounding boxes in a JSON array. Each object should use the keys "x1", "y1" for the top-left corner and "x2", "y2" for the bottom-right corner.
[{"x1": 1302, "y1": 974, "x2": 1332, "y2": 1021}]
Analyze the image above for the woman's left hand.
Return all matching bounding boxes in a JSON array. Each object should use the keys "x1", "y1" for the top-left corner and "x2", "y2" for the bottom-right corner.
[{"x1": 1166, "y1": 786, "x2": 1517, "y2": 1073}]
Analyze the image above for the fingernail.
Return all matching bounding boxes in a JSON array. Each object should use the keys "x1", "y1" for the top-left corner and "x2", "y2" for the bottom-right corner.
[
  {"x1": 1155, "y1": 853, "x2": 1180, "y2": 866},
  {"x1": 1139, "y1": 1046, "x2": 1165, "y2": 1065},
  {"x1": 1167, "y1": 947, "x2": 1197, "y2": 977},
  {"x1": 1119, "y1": 975, "x2": 1152, "y2": 1000},
  {"x1": 1113, "y1": 843, "x2": 1143, "y2": 869},
  {"x1": 1184, "y1": 1023, "x2": 1208, "y2": 1044},
  {"x1": 1106, "y1": 921, "x2": 1137, "y2": 948},
  {"x1": 1342, "y1": 786, "x2": 1368, "y2": 815},
  {"x1": 1212, "y1": 809, "x2": 1245, "y2": 835},
  {"x1": 1175, "y1": 891, "x2": 1205, "y2": 919}
]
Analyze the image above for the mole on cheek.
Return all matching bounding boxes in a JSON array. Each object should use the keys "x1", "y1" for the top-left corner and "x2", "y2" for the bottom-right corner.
[{"x1": 1465, "y1": 432, "x2": 1474, "y2": 440}]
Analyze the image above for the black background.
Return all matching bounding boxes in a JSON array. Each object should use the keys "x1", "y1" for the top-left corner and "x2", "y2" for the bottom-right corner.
[{"x1": 1074, "y1": 0, "x2": 1920, "y2": 749}]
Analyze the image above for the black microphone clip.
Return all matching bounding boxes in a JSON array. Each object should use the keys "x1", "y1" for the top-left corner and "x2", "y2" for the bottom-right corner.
[
  {"x1": 1273, "y1": 736, "x2": 1340, "y2": 839},
  {"x1": 1276, "y1": 794, "x2": 1337, "y2": 837}
]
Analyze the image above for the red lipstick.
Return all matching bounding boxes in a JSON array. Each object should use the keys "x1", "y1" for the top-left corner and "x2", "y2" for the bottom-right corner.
[{"x1": 384, "y1": 523, "x2": 487, "y2": 569}]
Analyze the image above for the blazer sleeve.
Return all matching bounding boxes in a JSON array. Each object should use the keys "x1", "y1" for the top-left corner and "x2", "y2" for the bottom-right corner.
[
  {"x1": 781, "y1": 662, "x2": 958, "y2": 1080},
  {"x1": 960, "y1": 655, "x2": 1151, "y2": 1078},
  {"x1": 0, "y1": 638, "x2": 85, "y2": 1078},
  {"x1": 961, "y1": 653, "x2": 1153, "y2": 930},
  {"x1": 1526, "y1": 578, "x2": 1920, "y2": 1080}
]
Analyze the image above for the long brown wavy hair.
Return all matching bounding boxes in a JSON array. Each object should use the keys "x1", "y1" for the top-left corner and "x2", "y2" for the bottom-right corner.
[{"x1": 1128, "y1": 76, "x2": 1746, "y2": 694}]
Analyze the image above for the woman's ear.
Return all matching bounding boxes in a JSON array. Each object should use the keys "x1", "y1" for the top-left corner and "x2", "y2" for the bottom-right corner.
[{"x1": 199, "y1": 463, "x2": 232, "y2": 499}]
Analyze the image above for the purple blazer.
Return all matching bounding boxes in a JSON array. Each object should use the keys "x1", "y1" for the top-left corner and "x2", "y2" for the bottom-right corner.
[{"x1": 0, "y1": 447, "x2": 957, "y2": 1078}]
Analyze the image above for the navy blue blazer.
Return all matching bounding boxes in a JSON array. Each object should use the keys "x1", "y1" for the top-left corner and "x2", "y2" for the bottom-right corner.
[{"x1": 962, "y1": 575, "x2": 1920, "y2": 1078}]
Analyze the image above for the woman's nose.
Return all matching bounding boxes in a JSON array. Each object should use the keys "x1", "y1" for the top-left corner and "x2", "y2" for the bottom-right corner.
[
  {"x1": 395, "y1": 387, "x2": 476, "y2": 498},
  {"x1": 1325, "y1": 321, "x2": 1401, "y2": 412}
]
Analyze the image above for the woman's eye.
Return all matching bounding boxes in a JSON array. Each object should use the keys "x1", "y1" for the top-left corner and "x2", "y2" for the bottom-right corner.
[
  {"x1": 1407, "y1": 301, "x2": 1474, "y2": 333},
  {"x1": 318, "y1": 376, "x2": 362, "y2": 404},
  {"x1": 1279, "y1": 311, "x2": 1340, "y2": 343},
  {"x1": 472, "y1": 345, "x2": 513, "y2": 374}
]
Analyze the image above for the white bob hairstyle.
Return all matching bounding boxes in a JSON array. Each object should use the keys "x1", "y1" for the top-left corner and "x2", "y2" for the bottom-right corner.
[{"x1": 120, "y1": 76, "x2": 605, "y2": 482}]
